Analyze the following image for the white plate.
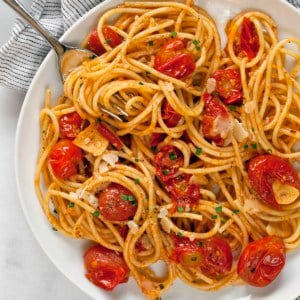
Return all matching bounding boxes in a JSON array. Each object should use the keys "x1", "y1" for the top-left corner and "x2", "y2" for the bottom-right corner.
[{"x1": 15, "y1": 0, "x2": 300, "y2": 299}]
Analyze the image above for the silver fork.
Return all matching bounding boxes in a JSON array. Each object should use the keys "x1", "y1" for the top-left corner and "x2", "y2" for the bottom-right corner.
[{"x1": 3, "y1": 0, "x2": 127, "y2": 121}]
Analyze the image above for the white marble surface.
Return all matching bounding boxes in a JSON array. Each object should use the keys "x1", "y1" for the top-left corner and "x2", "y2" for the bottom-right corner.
[{"x1": 0, "y1": 1, "x2": 89, "y2": 299}]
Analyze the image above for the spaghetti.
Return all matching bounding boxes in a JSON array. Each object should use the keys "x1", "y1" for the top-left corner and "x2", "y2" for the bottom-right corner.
[{"x1": 35, "y1": 0, "x2": 300, "y2": 298}]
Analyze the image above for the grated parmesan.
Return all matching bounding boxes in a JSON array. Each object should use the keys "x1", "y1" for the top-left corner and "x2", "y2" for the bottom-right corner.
[
  {"x1": 99, "y1": 162, "x2": 109, "y2": 173},
  {"x1": 206, "y1": 78, "x2": 216, "y2": 94},
  {"x1": 102, "y1": 153, "x2": 119, "y2": 167},
  {"x1": 165, "y1": 82, "x2": 174, "y2": 92},
  {"x1": 158, "y1": 207, "x2": 168, "y2": 219},
  {"x1": 160, "y1": 218, "x2": 172, "y2": 233},
  {"x1": 212, "y1": 115, "x2": 233, "y2": 139},
  {"x1": 128, "y1": 220, "x2": 139, "y2": 233},
  {"x1": 232, "y1": 119, "x2": 249, "y2": 142}
]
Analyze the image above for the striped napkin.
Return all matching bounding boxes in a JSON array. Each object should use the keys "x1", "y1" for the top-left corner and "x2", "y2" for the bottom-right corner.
[{"x1": 0, "y1": 0, "x2": 299, "y2": 91}]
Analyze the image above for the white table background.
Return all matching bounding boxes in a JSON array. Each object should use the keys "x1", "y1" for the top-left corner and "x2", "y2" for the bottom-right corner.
[{"x1": 0, "y1": 1, "x2": 89, "y2": 299}]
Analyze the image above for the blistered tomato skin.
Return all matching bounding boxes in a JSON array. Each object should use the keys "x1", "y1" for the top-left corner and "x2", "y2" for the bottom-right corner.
[
  {"x1": 155, "y1": 38, "x2": 195, "y2": 79},
  {"x1": 49, "y1": 139, "x2": 83, "y2": 179},
  {"x1": 237, "y1": 236, "x2": 286, "y2": 287},
  {"x1": 59, "y1": 112, "x2": 83, "y2": 139},
  {"x1": 170, "y1": 235, "x2": 233, "y2": 277},
  {"x1": 240, "y1": 17, "x2": 259, "y2": 59},
  {"x1": 248, "y1": 154, "x2": 300, "y2": 209},
  {"x1": 84, "y1": 245, "x2": 129, "y2": 291},
  {"x1": 98, "y1": 183, "x2": 137, "y2": 221}
]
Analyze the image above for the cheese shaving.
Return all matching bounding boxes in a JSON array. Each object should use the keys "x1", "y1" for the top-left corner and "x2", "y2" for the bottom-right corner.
[
  {"x1": 128, "y1": 220, "x2": 139, "y2": 233},
  {"x1": 232, "y1": 119, "x2": 249, "y2": 142},
  {"x1": 206, "y1": 78, "x2": 216, "y2": 94}
]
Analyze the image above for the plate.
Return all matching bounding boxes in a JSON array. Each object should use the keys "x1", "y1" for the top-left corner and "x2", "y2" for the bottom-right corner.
[{"x1": 15, "y1": 0, "x2": 300, "y2": 299}]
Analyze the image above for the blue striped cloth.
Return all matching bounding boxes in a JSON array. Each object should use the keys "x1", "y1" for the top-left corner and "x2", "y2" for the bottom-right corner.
[{"x1": 0, "y1": 0, "x2": 299, "y2": 90}]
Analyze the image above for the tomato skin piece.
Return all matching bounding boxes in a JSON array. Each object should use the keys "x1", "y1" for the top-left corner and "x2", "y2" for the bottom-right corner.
[
  {"x1": 97, "y1": 121, "x2": 124, "y2": 150},
  {"x1": 49, "y1": 139, "x2": 83, "y2": 179},
  {"x1": 155, "y1": 38, "x2": 195, "y2": 79},
  {"x1": 88, "y1": 27, "x2": 122, "y2": 56},
  {"x1": 212, "y1": 69, "x2": 243, "y2": 105},
  {"x1": 202, "y1": 92, "x2": 231, "y2": 146},
  {"x1": 154, "y1": 145, "x2": 184, "y2": 182},
  {"x1": 165, "y1": 174, "x2": 200, "y2": 209},
  {"x1": 240, "y1": 17, "x2": 259, "y2": 60},
  {"x1": 200, "y1": 237, "x2": 233, "y2": 277},
  {"x1": 84, "y1": 245, "x2": 129, "y2": 291},
  {"x1": 58, "y1": 112, "x2": 83, "y2": 139},
  {"x1": 170, "y1": 235, "x2": 233, "y2": 277},
  {"x1": 237, "y1": 236, "x2": 286, "y2": 287},
  {"x1": 162, "y1": 101, "x2": 181, "y2": 127},
  {"x1": 98, "y1": 183, "x2": 137, "y2": 221},
  {"x1": 248, "y1": 155, "x2": 300, "y2": 209},
  {"x1": 150, "y1": 133, "x2": 166, "y2": 148}
]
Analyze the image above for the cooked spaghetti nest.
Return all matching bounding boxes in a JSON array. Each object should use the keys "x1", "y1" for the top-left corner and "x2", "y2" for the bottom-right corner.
[{"x1": 35, "y1": 0, "x2": 300, "y2": 299}]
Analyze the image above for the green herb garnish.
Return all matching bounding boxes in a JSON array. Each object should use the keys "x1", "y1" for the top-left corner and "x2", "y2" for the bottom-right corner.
[
  {"x1": 211, "y1": 214, "x2": 218, "y2": 219},
  {"x1": 169, "y1": 152, "x2": 177, "y2": 160},
  {"x1": 68, "y1": 202, "x2": 75, "y2": 208},
  {"x1": 148, "y1": 40, "x2": 154, "y2": 46},
  {"x1": 216, "y1": 206, "x2": 222, "y2": 214},
  {"x1": 134, "y1": 178, "x2": 140, "y2": 184},
  {"x1": 177, "y1": 206, "x2": 184, "y2": 213},
  {"x1": 171, "y1": 31, "x2": 177, "y2": 38},
  {"x1": 195, "y1": 147, "x2": 202, "y2": 155},
  {"x1": 93, "y1": 210, "x2": 100, "y2": 217}
]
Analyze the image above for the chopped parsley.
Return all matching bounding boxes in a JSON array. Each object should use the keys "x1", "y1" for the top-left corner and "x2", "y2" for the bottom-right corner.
[
  {"x1": 52, "y1": 227, "x2": 58, "y2": 231},
  {"x1": 198, "y1": 241, "x2": 203, "y2": 247},
  {"x1": 216, "y1": 206, "x2": 222, "y2": 214},
  {"x1": 96, "y1": 118, "x2": 102, "y2": 123},
  {"x1": 162, "y1": 169, "x2": 169, "y2": 175},
  {"x1": 105, "y1": 38, "x2": 112, "y2": 44},
  {"x1": 134, "y1": 178, "x2": 140, "y2": 184},
  {"x1": 211, "y1": 214, "x2": 218, "y2": 220},
  {"x1": 233, "y1": 209, "x2": 240, "y2": 214},
  {"x1": 192, "y1": 39, "x2": 201, "y2": 50},
  {"x1": 169, "y1": 152, "x2": 177, "y2": 160},
  {"x1": 195, "y1": 147, "x2": 202, "y2": 155},
  {"x1": 243, "y1": 144, "x2": 249, "y2": 150},
  {"x1": 121, "y1": 194, "x2": 128, "y2": 201},
  {"x1": 177, "y1": 231, "x2": 183, "y2": 238},
  {"x1": 135, "y1": 157, "x2": 139, "y2": 162},
  {"x1": 146, "y1": 71, "x2": 151, "y2": 76},
  {"x1": 159, "y1": 284, "x2": 164, "y2": 290},
  {"x1": 68, "y1": 202, "x2": 75, "y2": 208},
  {"x1": 251, "y1": 143, "x2": 258, "y2": 150},
  {"x1": 93, "y1": 210, "x2": 100, "y2": 217},
  {"x1": 148, "y1": 40, "x2": 154, "y2": 46},
  {"x1": 229, "y1": 105, "x2": 236, "y2": 111},
  {"x1": 150, "y1": 146, "x2": 157, "y2": 152},
  {"x1": 128, "y1": 195, "x2": 135, "y2": 202},
  {"x1": 171, "y1": 31, "x2": 177, "y2": 38},
  {"x1": 177, "y1": 206, "x2": 184, "y2": 213},
  {"x1": 139, "y1": 81, "x2": 144, "y2": 85},
  {"x1": 130, "y1": 200, "x2": 137, "y2": 206}
]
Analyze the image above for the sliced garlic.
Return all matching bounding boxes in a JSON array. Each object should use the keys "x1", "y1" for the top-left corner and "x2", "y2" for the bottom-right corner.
[{"x1": 272, "y1": 180, "x2": 299, "y2": 205}]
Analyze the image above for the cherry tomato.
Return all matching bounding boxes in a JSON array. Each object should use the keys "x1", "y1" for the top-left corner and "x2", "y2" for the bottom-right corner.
[
  {"x1": 240, "y1": 17, "x2": 259, "y2": 60},
  {"x1": 165, "y1": 174, "x2": 200, "y2": 209},
  {"x1": 49, "y1": 139, "x2": 83, "y2": 179},
  {"x1": 154, "y1": 145, "x2": 184, "y2": 182},
  {"x1": 169, "y1": 235, "x2": 204, "y2": 268},
  {"x1": 202, "y1": 93, "x2": 231, "y2": 147},
  {"x1": 84, "y1": 244, "x2": 129, "y2": 291},
  {"x1": 98, "y1": 183, "x2": 137, "y2": 221},
  {"x1": 97, "y1": 120, "x2": 124, "y2": 150},
  {"x1": 237, "y1": 236, "x2": 286, "y2": 287},
  {"x1": 154, "y1": 38, "x2": 195, "y2": 79},
  {"x1": 88, "y1": 27, "x2": 123, "y2": 56},
  {"x1": 212, "y1": 69, "x2": 243, "y2": 105},
  {"x1": 170, "y1": 235, "x2": 232, "y2": 277},
  {"x1": 162, "y1": 101, "x2": 181, "y2": 127},
  {"x1": 200, "y1": 237, "x2": 233, "y2": 277},
  {"x1": 248, "y1": 155, "x2": 300, "y2": 209},
  {"x1": 150, "y1": 133, "x2": 166, "y2": 148},
  {"x1": 58, "y1": 112, "x2": 83, "y2": 139}
]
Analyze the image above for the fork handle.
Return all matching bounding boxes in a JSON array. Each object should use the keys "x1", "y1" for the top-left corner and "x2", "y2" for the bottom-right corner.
[{"x1": 2, "y1": 0, "x2": 65, "y2": 56}]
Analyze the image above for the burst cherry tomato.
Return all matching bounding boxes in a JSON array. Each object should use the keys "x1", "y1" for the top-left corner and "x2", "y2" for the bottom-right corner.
[
  {"x1": 200, "y1": 237, "x2": 233, "y2": 277},
  {"x1": 49, "y1": 139, "x2": 83, "y2": 179},
  {"x1": 58, "y1": 112, "x2": 83, "y2": 139},
  {"x1": 165, "y1": 174, "x2": 200, "y2": 210},
  {"x1": 212, "y1": 69, "x2": 243, "y2": 105},
  {"x1": 154, "y1": 145, "x2": 184, "y2": 182},
  {"x1": 97, "y1": 120, "x2": 124, "y2": 150},
  {"x1": 248, "y1": 155, "x2": 300, "y2": 209},
  {"x1": 88, "y1": 27, "x2": 123, "y2": 56},
  {"x1": 150, "y1": 133, "x2": 166, "y2": 148},
  {"x1": 202, "y1": 93, "x2": 231, "y2": 147},
  {"x1": 98, "y1": 183, "x2": 137, "y2": 221},
  {"x1": 84, "y1": 244, "x2": 129, "y2": 291},
  {"x1": 155, "y1": 38, "x2": 195, "y2": 79},
  {"x1": 240, "y1": 17, "x2": 259, "y2": 59},
  {"x1": 170, "y1": 235, "x2": 232, "y2": 277},
  {"x1": 162, "y1": 101, "x2": 181, "y2": 127},
  {"x1": 237, "y1": 236, "x2": 286, "y2": 287}
]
